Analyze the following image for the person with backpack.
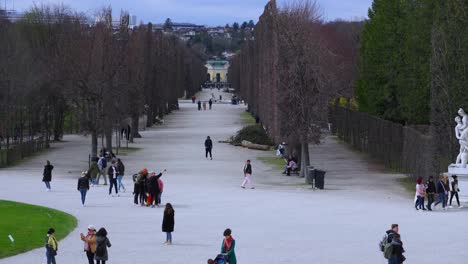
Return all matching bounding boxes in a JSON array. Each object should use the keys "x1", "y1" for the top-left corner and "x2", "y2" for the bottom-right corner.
[
  {"x1": 434, "y1": 175, "x2": 447, "y2": 210},
  {"x1": 388, "y1": 233, "x2": 405, "y2": 264},
  {"x1": 415, "y1": 177, "x2": 426, "y2": 210},
  {"x1": 45, "y1": 228, "x2": 58, "y2": 264},
  {"x1": 221, "y1": 228, "x2": 237, "y2": 264},
  {"x1": 449, "y1": 175, "x2": 463, "y2": 208},
  {"x1": 380, "y1": 224, "x2": 399, "y2": 260},
  {"x1": 80, "y1": 225, "x2": 97, "y2": 264},
  {"x1": 205, "y1": 136, "x2": 213, "y2": 160},
  {"x1": 78, "y1": 171, "x2": 90, "y2": 207},
  {"x1": 133, "y1": 168, "x2": 148, "y2": 206},
  {"x1": 116, "y1": 159, "x2": 126, "y2": 192},
  {"x1": 42, "y1": 160, "x2": 54, "y2": 192},
  {"x1": 162, "y1": 203, "x2": 175, "y2": 245},
  {"x1": 107, "y1": 161, "x2": 119, "y2": 197},
  {"x1": 426, "y1": 176, "x2": 436, "y2": 211},
  {"x1": 97, "y1": 156, "x2": 108, "y2": 185},
  {"x1": 95, "y1": 228, "x2": 111, "y2": 264}
]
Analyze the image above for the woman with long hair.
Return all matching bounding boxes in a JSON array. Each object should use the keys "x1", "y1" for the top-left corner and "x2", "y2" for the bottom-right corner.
[
  {"x1": 221, "y1": 228, "x2": 237, "y2": 264},
  {"x1": 162, "y1": 203, "x2": 175, "y2": 245}
]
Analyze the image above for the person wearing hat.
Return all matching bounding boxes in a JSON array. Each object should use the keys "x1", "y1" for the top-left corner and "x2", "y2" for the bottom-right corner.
[
  {"x1": 81, "y1": 225, "x2": 97, "y2": 264},
  {"x1": 77, "y1": 171, "x2": 90, "y2": 207},
  {"x1": 45, "y1": 228, "x2": 58, "y2": 264},
  {"x1": 449, "y1": 175, "x2": 463, "y2": 208}
]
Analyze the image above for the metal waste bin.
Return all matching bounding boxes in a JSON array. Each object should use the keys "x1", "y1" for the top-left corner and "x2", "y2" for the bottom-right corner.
[
  {"x1": 314, "y1": 169, "x2": 326, "y2": 189},
  {"x1": 306, "y1": 166, "x2": 315, "y2": 184}
]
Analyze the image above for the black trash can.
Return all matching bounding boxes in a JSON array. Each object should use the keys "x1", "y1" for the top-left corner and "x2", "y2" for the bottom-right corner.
[{"x1": 314, "y1": 169, "x2": 326, "y2": 189}]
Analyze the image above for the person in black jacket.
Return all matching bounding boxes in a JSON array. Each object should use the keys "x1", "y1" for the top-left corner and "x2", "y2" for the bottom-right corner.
[
  {"x1": 78, "y1": 171, "x2": 90, "y2": 207},
  {"x1": 205, "y1": 136, "x2": 213, "y2": 160},
  {"x1": 449, "y1": 175, "x2": 462, "y2": 208},
  {"x1": 108, "y1": 161, "x2": 119, "y2": 197},
  {"x1": 389, "y1": 233, "x2": 405, "y2": 264},
  {"x1": 241, "y1": 160, "x2": 254, "y2": 189},
  {"x1": 162, "y1": 203, "x2": 175, "y2": 245},
  {"x1": 426, "y1": 176, "x2": 436, "y2": 211},
  {"x1": 197, "y1": 100, "x2": 202, "y2": 111},
  {"x1": 147, "y1": 170, "x2": 166, "y2": 207},
  {"x1": 43, "y1": 161, "x2": 54, "y2": 192},
  {"x1": 116, "y1": 159, "x2": 126, "y2": 193}
]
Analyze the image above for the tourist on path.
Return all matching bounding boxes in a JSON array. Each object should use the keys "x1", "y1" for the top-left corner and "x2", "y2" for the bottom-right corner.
[
  {"x1": 434, "y1": 175, "x2": 447, "y2": 210},
  {"x1": 426, "y1": 176, "x2": 436, "y2": 211},
  {"x1": 88, "y1": 161, "x2": 100, "y2": 186},
  {"x1": 162, "y1": 203, "x2": 175, "y2": 245},
  {"x1": 209, "y1": 99, "x2": 213, "y2": 110},
  {"x1": 443, "y1": 175, "x2": 450, "y2": 206},
  {"x1": 95, "y1": 228, "x2": 111, "y2": 264},
  {"x1": 43, "y1": 160, "x2": 54, "y2": 192},
  {"x1": 449, "y1": 175, "x2": 462, "y2": 208},
  {"x1": 133, "y1": 168, "x2": 148, "y2": 206},
  {"x1": 241, "y1": 160, "x2": 254, "y2": 189},
  {"x1": 388, "y1": 233, "x2": 405, "y2": 264},
  {"x1": 157, "y1": 178, "x2": 164, "y2": 206},
  {"x1": 80, "y1": 225, "x2": 97, "y2": 264},
  {"x1": 221, "y1": 228, "x2": 237, "y2": 264},
  {"x1": 198, "y1": 100, "x2": 202, "y2": 111},
  {"x1": 97, "y1": 156, "x2": 108, "y2": 185},
  {"x1": 203, "y1": 101, "x2": 207, "y2": 110},
  {"x1": 205, "y1": 136, "x2": 213, "y2": 160},
  {"x1": 116, "y1": 158, "x2": 126, "y2": 192},
  {"x1": 77, "y1": 171, "x2": 90, "y2": 207},
  {"x1": 108, "y1": 161, "x2": 119, "y2": 196},
  {"x1": 147, "y1": 170, "x2": 166, "y2": 207},
  {"x1": 415, "y1": 177, "x2": 426, "y2": 210},
  {"x1": 45, "y1": 228, "x2": 58, "y2": 264}
]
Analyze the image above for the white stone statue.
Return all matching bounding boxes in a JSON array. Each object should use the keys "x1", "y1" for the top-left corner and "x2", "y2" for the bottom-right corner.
[{"x1": 455, "y1": 109, "x2": 468, "y2": 168}]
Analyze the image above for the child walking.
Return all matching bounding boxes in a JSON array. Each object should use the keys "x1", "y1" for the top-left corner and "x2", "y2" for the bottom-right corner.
[{"x1": 162, "y1": 203, "x2": 175, "y2": 245}]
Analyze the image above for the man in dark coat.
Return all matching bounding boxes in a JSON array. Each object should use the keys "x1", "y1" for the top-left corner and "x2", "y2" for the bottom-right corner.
[
  {"x1": 77, "y1": 171, "x2": 90, "y2": 206},
  {"x1": 108, "y1": 161, "x2": 119, "y2": 196},
  {"x1": 205, "y1": 136, "x2": 213, "y2": 160},
  {"x1": 42, "y1": 160, "x2": 54, "y2": 191},
  {"x1": 147, "y1": 170, "x2": 165, "y2": 207}
]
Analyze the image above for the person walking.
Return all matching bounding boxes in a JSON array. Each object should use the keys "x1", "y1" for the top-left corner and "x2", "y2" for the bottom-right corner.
[
  {"x1": 221, "y1": 228, "x2": 237, "y2": 264},
  {"x1": 42, "y1": 160, "x2": 54, "y2": 191},
  {"x1": 133, "y1": 168, "x2": 148, "y2": 206},
  {"x1": 197, "y1": 100, "x2": 202, "y2": 111},
  {"x1": 88, "y1": 160, "x2": 100, "y2": 186},
  {"x1": 205, "y1": 136, "x2": 213, "y2": 160},
  {"x1": 415, "y1": 177, "x2": 426, "y2": 210},
  {"x1": 108, "y1": 161, "x2": 119, "y2": 197},
  {"x1": 116, "y1": 159, "x2": 126, "y2": 192},
  {"x1": 426, "y1": 176, "x2": 436, "y2": 211},
  {"x1": 241, "y1": 160, "x2": 255, "y2": 189},
  {"x1": 77, "y1": 171, "x2": 90, "y2": 207},
  {"x1": 94, "y1": 228, "x2": 111, "y2": 264},
  {"x1": 97, "y1": 156, "x2": 108, "y2": 185},
  {"x1": 162, "y1": 203, "x2": 175, "y2": 245},
  {"x1": 388, "y1": 233, "x2": 405, "y2": 264},
  {"x1": 209, "y1": 99, "x2": 213, "y2": 110},
  {"x1": 434, "y1": 175, "x2": 447, "y2": 210},
  {"x1": 449, "y1": 175, "x2": 463, "y2": 208},
  {"x1": 80, "y1": 225, "x2": 97, "y2": 264},
  {"x1": 45, "y1": 228, "x2": 58, "y2": 264}
]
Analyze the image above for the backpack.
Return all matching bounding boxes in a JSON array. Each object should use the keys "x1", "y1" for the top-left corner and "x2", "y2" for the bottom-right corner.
[
  {"x1": 379, "y1": 234, "x2": 388, "y2": 252},
  {"x1": 383, "y1": 242, "x2": 393, "y2": 259}
]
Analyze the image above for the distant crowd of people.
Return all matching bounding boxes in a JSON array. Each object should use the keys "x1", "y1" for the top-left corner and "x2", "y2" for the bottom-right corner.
[{"x1": 414, "y1": 175, "x2": 463, "y2": 211}]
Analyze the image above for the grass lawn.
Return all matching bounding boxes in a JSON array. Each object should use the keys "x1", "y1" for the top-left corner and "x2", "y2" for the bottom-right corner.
[
  {"x1": 0, "y1": 200, "x2": 77, "y2": 259},
  {"x1": 258, "y1": 155, "x2": 286, "y2": 171},
  {"x1": 240, "y1": 112, "x2": 256, "y2": 125}
]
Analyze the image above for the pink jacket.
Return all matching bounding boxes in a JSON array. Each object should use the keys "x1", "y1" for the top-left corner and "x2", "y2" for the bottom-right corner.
[
  {"x1": 416, "y1": 184, "x2": 425, "y2": 196},
  {"x1": 158, "y1": 178, "x2": 164, "y2": 193}
]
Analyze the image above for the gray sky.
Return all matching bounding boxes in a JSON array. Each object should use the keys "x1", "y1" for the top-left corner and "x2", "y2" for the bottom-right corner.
[{"x1": 7, "y1": 0, "x2": 372, "y2": 26}]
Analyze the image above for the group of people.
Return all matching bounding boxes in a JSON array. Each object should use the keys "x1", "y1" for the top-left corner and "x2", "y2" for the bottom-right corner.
[
  {"x1": 132, "y1": 167, "x2": 166, "y2": 207},
  {"x1": 414, "y1": 175, "x2": 463, "y2": 211},
  {"x1": 197, "y1": 99, "x2": 214, "y2": 111}
]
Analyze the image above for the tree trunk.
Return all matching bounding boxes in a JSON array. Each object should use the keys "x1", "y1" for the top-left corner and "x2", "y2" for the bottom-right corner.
[
  {"x1": 91, "y1": 130, "x2": 98, "y2": 159},
  {"x1": 105, "y1": 127, "x2": 113, "y2": 151},
  {"x1": 299, "y1": 142, "x2": 310, "y2": 180},
  {"x1": 131, "y1": 114, "x2": 141, "y2": 141}
]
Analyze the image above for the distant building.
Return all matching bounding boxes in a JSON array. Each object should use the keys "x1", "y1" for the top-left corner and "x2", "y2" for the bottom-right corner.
[{"x1": 205, "y1": 60, "x2": 230, "y2": 83}]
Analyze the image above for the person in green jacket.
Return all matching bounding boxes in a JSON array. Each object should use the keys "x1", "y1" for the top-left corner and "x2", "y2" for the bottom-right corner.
[
  {"x1": 88, "y1": 161, "x2": 100, "y2": 186},
  {"x1": 221, "y1": 228, "x2": 237, "y2": 264}
]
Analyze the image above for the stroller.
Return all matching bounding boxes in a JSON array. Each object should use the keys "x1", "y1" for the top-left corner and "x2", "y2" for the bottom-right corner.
[{"x1": 211, "y1": 254, "x2": 229, "y2": 264}]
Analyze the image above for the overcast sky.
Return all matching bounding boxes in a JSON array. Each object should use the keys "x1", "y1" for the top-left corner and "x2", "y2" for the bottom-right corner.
[{"x1": 7, "y1": 0, "x2": 372, "y2": 26}]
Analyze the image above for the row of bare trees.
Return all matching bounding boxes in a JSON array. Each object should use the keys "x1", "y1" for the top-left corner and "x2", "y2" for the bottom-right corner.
[
  {"x1": 0, "y1": 6, "x2": 206, "y2": 158},
  {"x1": 229, "y1": 0, "x2": 360, "y2": 177}
]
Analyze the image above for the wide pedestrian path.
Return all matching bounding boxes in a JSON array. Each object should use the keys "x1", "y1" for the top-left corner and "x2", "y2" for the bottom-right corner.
[{"x1": 1, "y1": 89, "x2": 467, "y2": 264}]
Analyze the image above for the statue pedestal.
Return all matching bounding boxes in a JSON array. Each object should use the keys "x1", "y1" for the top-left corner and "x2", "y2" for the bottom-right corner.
[{"x1": 448, "y1": 164, "x2": 468, "y2": 202}]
